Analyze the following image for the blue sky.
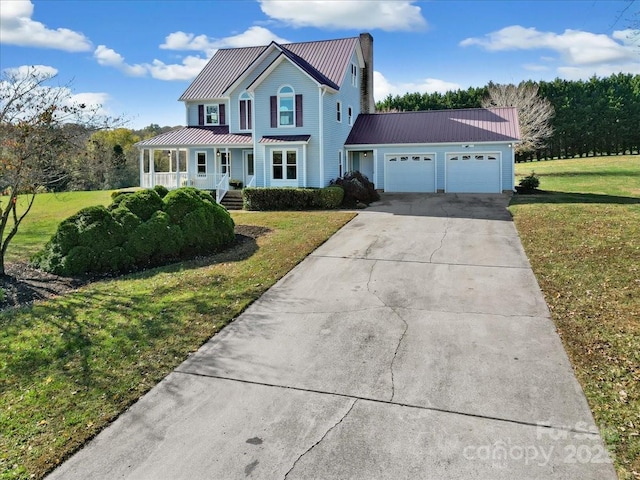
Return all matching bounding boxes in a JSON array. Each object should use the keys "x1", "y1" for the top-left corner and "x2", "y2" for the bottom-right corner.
[{"x1": 1, "y1": 0, "x2": 638, "y2": 129}]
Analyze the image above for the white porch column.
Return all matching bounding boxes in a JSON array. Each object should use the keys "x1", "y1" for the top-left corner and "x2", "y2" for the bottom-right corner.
[
  {"x1": 176, "y1": 149, "x2": 180, "y2": 189},
  {"x1": 139, "y1": 149, "x2": 144, "y2": 188},
  {"x1": 225, "y1": 147, "x2": 230, "y2": 178},
  {"x1": 185, "y1": 148, "x2": 191, "y2": 187},
  {"x1": 150, "y1": 149, "x2": 155, "y2": 187}
]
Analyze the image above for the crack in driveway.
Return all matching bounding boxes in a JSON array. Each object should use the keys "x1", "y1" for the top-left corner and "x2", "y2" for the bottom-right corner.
[
  {"x1": 389, "y1": 308, "x2": 409, "y2": 402},
  {"x1": 283, "y1": 399, "x2": 358, "y2": 479},
  {"x1": 429, "y1": 200, "x2": 451, "y2": 263},
  {"x1": 365, "y1": 261, "x2": 411, "y2": 403}
]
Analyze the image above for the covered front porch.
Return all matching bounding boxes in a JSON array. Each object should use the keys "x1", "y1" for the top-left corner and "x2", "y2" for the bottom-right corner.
[{"x1": 136, "y1": 126, "x2": 254, "y2": 202}]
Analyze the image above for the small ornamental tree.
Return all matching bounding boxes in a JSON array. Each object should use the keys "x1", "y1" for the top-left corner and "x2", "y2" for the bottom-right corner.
[{"x1": 0, "y1": 66, "x2": 118, "y2": 276}]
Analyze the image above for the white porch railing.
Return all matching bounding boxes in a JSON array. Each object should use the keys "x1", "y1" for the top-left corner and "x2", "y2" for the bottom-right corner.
[
  {"x1": 141, "y1": 172, "x2": 220, "y2": 191},
  {"x1": 215, "y1": 173, "x2": 229, "y2": 203}
]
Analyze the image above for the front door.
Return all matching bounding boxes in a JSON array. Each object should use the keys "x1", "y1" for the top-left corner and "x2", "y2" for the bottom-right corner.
[
  {"x1": 244, "y1": 151, "x2": 255, "y2": 187},
  {"x1": 219, "y1": 151, "x2": 230, "y2": 178}
]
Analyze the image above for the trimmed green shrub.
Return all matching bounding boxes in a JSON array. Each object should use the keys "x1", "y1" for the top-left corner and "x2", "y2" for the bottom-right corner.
[
  {"x1": 111, "y1": 206, "x2": 142, "y2": 232},
  {"x1": 63, "y1": 246, "x2": 96, "y2": 275},
  {"x1": 119, "y1": 189, "x2": 164, "y2": 221},
  {"x1": 32, "y1": 187, "x2": 235, "y2": 276},
  {"x1": 164, "y1": 187, "x2": 205, "y2": 223},
  {"x1": 74, "y1": 206, "x2": 125, "y2": 252},
  {"x1": 518, "y1": 171, "x2": 540, "y2": 191},
  {"x1": 316, "y1": 186, "x2": 344, "y2": 209},
  {"x1": 153, "y1": 184, "x2": 169, "y2": 198},
  {"x1": 111, "y1": 190, "x2": 134, "y2": 200},
  {"x1": 243, "y1": 187, "x2": 343, "y2": 211}
]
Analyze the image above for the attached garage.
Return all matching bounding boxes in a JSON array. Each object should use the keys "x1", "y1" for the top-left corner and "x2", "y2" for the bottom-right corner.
[
  {"x1": 446, "y1": 153, "x2": 501, "y2": 193},
  {"x1": 344, "y1": 107, "x2": 520, "y2": 193},
  {"x1": 385, "y1": 153, "x2": 435, "y2": 193}
]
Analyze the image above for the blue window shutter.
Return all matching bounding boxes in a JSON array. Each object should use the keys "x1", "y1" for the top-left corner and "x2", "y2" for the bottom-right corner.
[
  {"x1": 248, "y1": 100, "x2": 252, "y2": 129},
  {"x1": 198, "y1": 104, "x2": 204, "y2": 125},
  {"x1": 270, "y1": 96, "x2": 277, "y2": 128},
  {"x1": 295, "y1": 94, "x2": 303, "y2": 127},
  {"x1": 219, "y1": 104, "x2": 226, "y2": 125}
]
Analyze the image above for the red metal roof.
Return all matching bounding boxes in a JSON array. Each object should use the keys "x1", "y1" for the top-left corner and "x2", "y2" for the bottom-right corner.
[
  {"x1": 179, "y1": 37, "x2": 359, "y2": 101},
  {"x1": 345, "y1": 107, "x2": 521, "y2": 145},
  {"x1": 282, "y1": 37, "x2": 358, "y2": 89},
  {"x1": 179, "y1": 46, "x2": 266, "y2": 101},
  {"x1": 135, "y1": 126, "x2": 252, "y2": 147},
  {"x1": 259, "y1": 135, "x2": 311, "y2": 144}
]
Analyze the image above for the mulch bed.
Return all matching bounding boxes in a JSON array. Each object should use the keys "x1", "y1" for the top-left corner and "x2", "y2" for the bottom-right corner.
[{"x1": 0, "y1": 225, "x2": 269, "y2": 312}]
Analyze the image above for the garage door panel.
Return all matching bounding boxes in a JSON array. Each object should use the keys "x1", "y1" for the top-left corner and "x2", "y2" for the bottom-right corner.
[
  {"x1": 385, "y1": 154, "x2": 435, "y2": 193},
  {"x1": 446, "y1": 153, "x2": 500, "y2": 193}
]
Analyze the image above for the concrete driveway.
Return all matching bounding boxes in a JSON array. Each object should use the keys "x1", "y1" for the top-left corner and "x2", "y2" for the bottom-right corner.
[{"x1": 48, "y1": 194, "x2": 616, "y2": 480}]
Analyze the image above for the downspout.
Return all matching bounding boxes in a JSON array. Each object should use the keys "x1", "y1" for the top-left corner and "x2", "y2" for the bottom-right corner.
[{"x1": 319, "y1": 86, "x2": 326, "y2": 187}]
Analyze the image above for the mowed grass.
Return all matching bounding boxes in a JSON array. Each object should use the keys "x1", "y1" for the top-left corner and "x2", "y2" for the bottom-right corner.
[
  {"x1": 4, "y1": 191, "x2": 114, "y2": 263},
  {"x1": 0, "y1": 194, "x2": 355, "y2": 480},
  {"x1": 511, "y1": 155, "x2": 640, "y2": 479}
]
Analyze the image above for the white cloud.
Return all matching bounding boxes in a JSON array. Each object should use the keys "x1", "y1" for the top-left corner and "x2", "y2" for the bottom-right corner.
[
  {"x1": 374, "y1": 71, "x2": 461, "y2": 101},
  {"x1": 95, "y1": 45, "x2": 206, "y2": 81},
  {"x1": 0, "y1": 0, "x2": 91, "y2": 52},
  {"x1": 3, "y1": 64, "x2": 59, "y2": 79},
  {"x1": 558, "y1": 62, "x2": 640, "y2": 80},
  {"x1": 160, "y1": 26, "x2": 289, "y2": 55},
  {"x1": 98, "y1": 26, "x2": 288, "y2": 81},
  {"x1": 94, "y1": 45, "x2": 147, "y2": 77},
  {"x1": 460, "y1": 25, "x2": 640, "y2": 70},
  {"x1": 146, "y1": 56, "x2": 210, "y2": 81},
  {"x1": 259, "y1": 0, "x2": 426, "y2": 31}
]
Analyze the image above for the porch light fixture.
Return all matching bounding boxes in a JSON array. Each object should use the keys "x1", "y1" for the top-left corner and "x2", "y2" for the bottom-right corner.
[
  {"x1": 363, "y1": 152, "x2": 367, "y2": 157},
  {"x1": 216, "y1": 150, "x2": 220, "y2": 157}
]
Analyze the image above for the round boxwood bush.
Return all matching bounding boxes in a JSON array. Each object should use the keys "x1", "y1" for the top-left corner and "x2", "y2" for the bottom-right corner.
[
  {"x1": 119, "y1": 189, "x2": 164, "y2": 221},
  {"x1": 165, "y1": 188, "x2": 234, "y2": 254},
  {"x1": 33, "y1": 187, "x2": 236, "y2": 276}
]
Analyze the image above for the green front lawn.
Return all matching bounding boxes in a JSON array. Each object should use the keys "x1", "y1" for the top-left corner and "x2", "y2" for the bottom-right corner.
[
  {"x1": 0, "y1": 200, "x2": 355, "y2": 479},
  {"x1": 4, "y1": 191, "x2": 114, "y2": 263},
  {"x1": 511, "y1": 155, "x2": 640, "y2": 479}
]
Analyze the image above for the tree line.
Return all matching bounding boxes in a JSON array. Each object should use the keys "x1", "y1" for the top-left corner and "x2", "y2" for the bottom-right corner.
[{"x1": 376, "y1": 73, "x2": 640, "y2": 161}]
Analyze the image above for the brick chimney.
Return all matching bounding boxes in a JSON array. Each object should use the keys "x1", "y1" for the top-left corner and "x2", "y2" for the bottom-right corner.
[{"x1": 359, "y1": 32, "x2": 375, "y2": 114}]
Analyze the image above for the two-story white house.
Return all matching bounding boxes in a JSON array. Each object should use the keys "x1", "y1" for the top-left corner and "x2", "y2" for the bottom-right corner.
[{"x1": 137, "y1": 33, "x2": 520, "y2": 201}]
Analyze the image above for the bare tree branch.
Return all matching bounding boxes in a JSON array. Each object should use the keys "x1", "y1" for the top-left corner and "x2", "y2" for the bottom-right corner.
[
  {"x1": 0, "y1": 66, "x2": 120, "y2": 276},
  {"x1": 482, "y1": 81, "x2": 555, "y2": 156}
]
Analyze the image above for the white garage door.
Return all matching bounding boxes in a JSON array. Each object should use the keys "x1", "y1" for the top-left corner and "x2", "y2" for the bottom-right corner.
[
  {"x1": 446, "y1": 153, "x2": 501, "y2": 193},
  {"x1": 385, "y1": 154, "x2": 436, "y2": 193}
]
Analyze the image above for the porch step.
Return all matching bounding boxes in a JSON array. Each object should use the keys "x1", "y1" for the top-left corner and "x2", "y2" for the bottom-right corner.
[{"x1": 219, "y1": 190, "x2": 244, "y2": 210}]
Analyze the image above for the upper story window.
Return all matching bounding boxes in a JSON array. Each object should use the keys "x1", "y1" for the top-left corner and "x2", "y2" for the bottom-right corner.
[
  {"x1": 239, "y1": 91, "x2": 252, "y2": 130},
  {"x1": 351, "y1": 64, "x2": 357, "y2": 87},
  {"x1": 278, "y1": 85, "x2": 295, "y2": 127},
  {"x1": 271, "y1": 86, "x2": 302, "y2": 128},
  {"x1": 348, "y1": 106, "x2": 353, "y2": 126},
  {"x1": 198, "y1": 103, "x2": 225, "y2": 126},
  {"x1": 205, "y1": 105, "x2": 219, "y2": 125},
  {"x1": 336, "y1": 101, "x2": 342, "y2": 122}
]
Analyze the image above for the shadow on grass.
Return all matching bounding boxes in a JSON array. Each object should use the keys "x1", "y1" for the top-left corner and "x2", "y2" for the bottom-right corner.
[
  {"x1": 0, "y1": 229, "x2": 269, "y2": 394},
  {"x1": 510, "y1": 190, "x2": 640, "y2": 206}
]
